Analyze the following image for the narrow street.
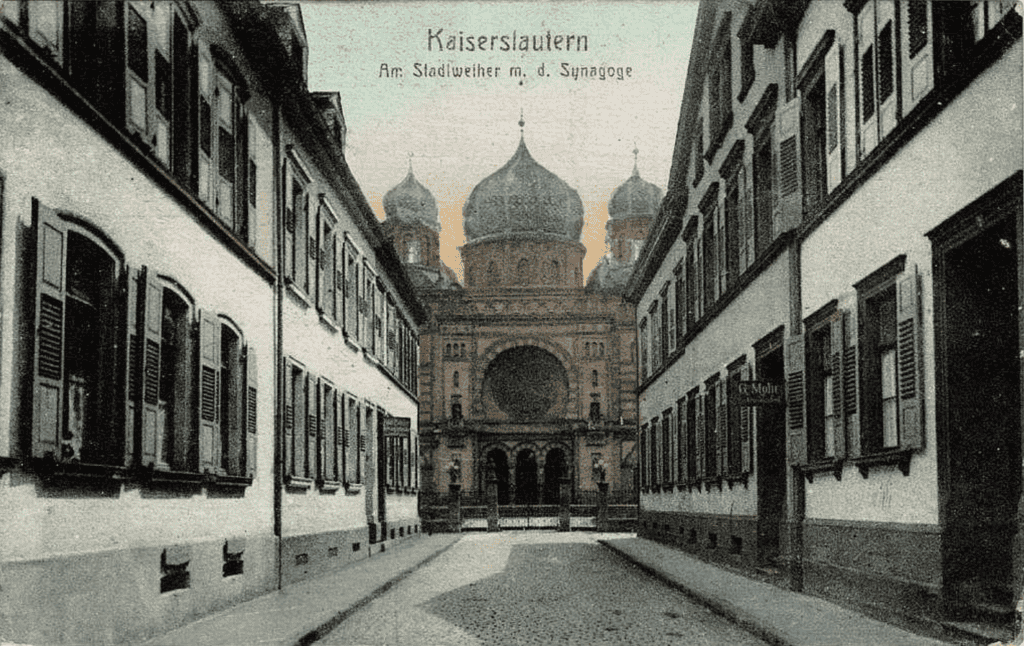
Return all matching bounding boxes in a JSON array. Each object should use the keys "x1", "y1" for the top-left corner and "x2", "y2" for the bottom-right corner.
[{"x1": 317, "y1": 532, "x2": 770, "y2": 646}]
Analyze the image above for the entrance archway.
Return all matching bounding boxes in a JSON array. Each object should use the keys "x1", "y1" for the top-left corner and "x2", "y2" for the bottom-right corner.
[
  {"x1": 515, "y1": 449, "x2": 538, "y2": 504},
  {"x1": 542, "y1": 448, "x2": 567, "y2": 504},
  {"x1": 485, "y1": 448, "x2": 511, "y2": 505}
]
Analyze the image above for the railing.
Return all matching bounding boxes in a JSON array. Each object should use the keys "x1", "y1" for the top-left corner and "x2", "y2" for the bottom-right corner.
[{"x1": 419, "y1": 489, "x2": 639, "y2": 532}]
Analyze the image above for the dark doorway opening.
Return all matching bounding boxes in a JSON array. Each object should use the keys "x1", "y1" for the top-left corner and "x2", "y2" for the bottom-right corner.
[
  {"x1": 542, "y1": 448, "x2": 567, "y2": 504},
  {"x1": 756, "y1": 341, "x2": 787, "y2": 566},
  {"x1": 938, "y1": 212, "x2": 1020, "y2": 615},
  {"x1": 486, "y1": 448, "x2": 511, "y2": 505},
  {"x1": 515, "y1": 450, "x2": 538, "y2": 504}
]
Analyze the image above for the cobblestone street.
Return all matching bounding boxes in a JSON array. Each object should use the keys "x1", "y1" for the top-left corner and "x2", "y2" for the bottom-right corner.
[{"x1": 317, "y1": 532, "x2": 770, "y2": 646}]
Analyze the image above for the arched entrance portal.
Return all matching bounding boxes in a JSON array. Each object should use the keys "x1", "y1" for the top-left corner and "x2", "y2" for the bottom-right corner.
[
  {"x1": 485, "y1": 448, "x2": 511, "y2": 505},
  {"x1": 542, "y1": 448, "x2": 568, "y2": 504},
  {"x1": 515, "y1": 450, "x2": 538, "y2": 504}
]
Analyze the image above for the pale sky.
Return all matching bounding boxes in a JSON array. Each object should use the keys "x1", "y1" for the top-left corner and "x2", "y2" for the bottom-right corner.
[{"x1": 302, "y1": 1, "x2": 698, "y2": 281}]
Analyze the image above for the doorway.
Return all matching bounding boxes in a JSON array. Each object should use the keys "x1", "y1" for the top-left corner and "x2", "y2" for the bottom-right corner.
[
  {"x1": 936, "y1": 210, "x2": 1020, "y2": 614},
  {"x1": 756, "y1": 340, "x2": 787, "y2": 566},
  {"x1": 542, "y1": 448, "x2": 567, "y2": 504},
  {"x1": 515, "y1": 449, "x2": 539, "y2": 504}
]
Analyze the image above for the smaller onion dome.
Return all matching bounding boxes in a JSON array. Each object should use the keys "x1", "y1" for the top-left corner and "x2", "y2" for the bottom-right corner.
[
  {"x1": 383, "y1": 169, "x2": 441, "y2": 232},
  {"x1": 608, "y1": 159, "x2": 663, "y2": 221}
]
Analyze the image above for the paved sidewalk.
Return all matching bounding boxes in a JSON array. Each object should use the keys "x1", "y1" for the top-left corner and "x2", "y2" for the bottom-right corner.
[
  {"x1": 600, "y1": 537, "x2": 955, "y2": 646},
  {"x1": 142, "y1": 534, "x2": 462, "y2": 646}
]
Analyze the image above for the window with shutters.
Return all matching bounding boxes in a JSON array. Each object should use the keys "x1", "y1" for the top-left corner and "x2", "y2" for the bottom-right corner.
[
  {"x1": 700, "y1": 189, "x2": 719, "y2": 308},
  {"x1": 848, "y1": 257, "x2": 923, "y2": 476},
  {"x1": 692, "y1": 119, "x2": 705, "y2": 187},
  {"x1": 343, "y1": 237, "x2": 360, "y2": 342},
  {"x1": 664, "y1": 281, "x2": 675, "y2": 356},
  {"x1": 684, "y1": 390, "x2": 698, "y2": 484},
  {"x1": 707, "y1": 13, "x2": 733, "y2": 157},
  {"x1": 661, "y1": 409, "x2": 673, "y2": 485},
  {"x1": 284, "y1": 359, "x2": 311, "y2": 483},
  {"x1": 803, "y1": 304, "x2": 845, "y2": 472},
  {"x1": 799, "y1": 53, "x2": 828, "y2": 212},
  {"x1": 639, "y1": 317, "x2": 649, "y2": 379},
  {"x1": 362, "y1": 262, "x2": 375, "y2": 351},
  {"x1": 198, "y1": 46, "x2": 249, "y2": 233},
  {"x1": 856, "y1": 1, "x2": 897, "y2": 158},
  {"x1": 752, "y1": 129, "x2": 774, "y2": 257},
  {"x1": 725, "y1": 359, "x2": 747, "y2": 478},
  {"x1": 650, "y1": 417, "x2": 660, "y2": 487},
  {"x1": 218, "y1": 319, "x2": 246, "y2": 477},
  {"x1": 136, "y1": 277, "x2": 196, "y2": 474},
  {"x1": 344, "y1": 394, "x2": 363, "y2": 485},
  {"x1": 31, "y1": 203, "x2": 125, "y2": 470},
  {"x1": 317, "y1": 197, "x2": 340, "y2": 325},
  {"x1": 639, "y1": 423, "x2": 649, "y2": 490},
  {"x1": 704, "y1": 375, "x2": 719, "y2": 481},
  {"x1": 284, "y1": 155, "x2": 311, "y2": 294},
  {"x1": 649, "y1": 300, "x2": 661, "y2": 372},
  {"x1": 739, "y1": 36, "x2": 755, "y2": 103},
  {"x1": 673, "y1": 261, "x2": 686, "y2": 345}
]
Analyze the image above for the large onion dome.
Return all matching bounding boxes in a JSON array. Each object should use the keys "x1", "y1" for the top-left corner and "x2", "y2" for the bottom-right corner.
[
  {"x1": 462, "y1": 138, "x2": 584, "y2": 243},
  {"x1": 608, "y1": 163, "x2": 663, "y2": 220},
  {"x1": 383, "y1": 170, "x2": 441, "y2": 232}
]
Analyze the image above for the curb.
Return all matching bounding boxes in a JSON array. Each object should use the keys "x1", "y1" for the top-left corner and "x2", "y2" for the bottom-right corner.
[
  {"x1": 598, "y1": 539, "x2": 790, "y2": 646},
  {"x1": 291, "y1": 535, "x2": 463, "y2": 646}
]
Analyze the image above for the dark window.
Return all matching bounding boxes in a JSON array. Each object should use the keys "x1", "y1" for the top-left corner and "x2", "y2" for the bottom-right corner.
[
  {"x1": 740, "y1": 38, "x2": 755, "y2": 101},
  {"x1": 753, "y1": 134, "x2": 773, "y2": 255},
  {"x1": 704, "y1": 381, "x2": 718, "y2": 479},
  {"x1": 702, "y1": 214, "x2": 716, "y2": 308},
  {"x1": 801, "y1": 69, "x2": 827, "y2": 211},
  {"x1": 861, "y1": 46, "x2": 876, "y2": 120},
  {"x1": 878, "y1": 22, "x2": 895, "y2": 103}
]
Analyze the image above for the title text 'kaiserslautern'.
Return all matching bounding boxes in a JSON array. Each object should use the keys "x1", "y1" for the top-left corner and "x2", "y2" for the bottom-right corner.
[{"x1": 427, "y1": 29, "x2": 589, "y2": 52}]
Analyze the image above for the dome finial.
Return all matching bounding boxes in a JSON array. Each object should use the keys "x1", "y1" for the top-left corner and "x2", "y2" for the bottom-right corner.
[
  {"x1": 408, "y1": 152, "x2": 414, "y2": 175},
  {"x1": 632, "y1": 144, "x2": 640, "y2": 177},
  {"x1": 519, "y1": 109, "x2": 525, "y2": 139}
]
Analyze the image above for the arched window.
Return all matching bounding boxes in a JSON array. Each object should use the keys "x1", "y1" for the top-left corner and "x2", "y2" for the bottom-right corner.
[
  {"x1": 585, "y1": 342, "x2": 591, "y2": 357},
  {"x1": 516, "y1": 258, "x2": 530, "y2": 284},
  {"x1": 460, "y1": 343, "x2": 466, "y2": 358},
  {"x1": 453, "y1": 370, "x2": 460, "y2": 389},
  {"x1": 547, "y1": 259, "x2": 559, "y2": 284},
  {"x1": 592, "y1": 370, "x2": 599, "y2": 387},
  {"x1": 487, "y1": 261, "x2": 499, "y2": 285},
  {"x1": 599, "y1": 343, "x2": 605, "y2": 357},
  {"x1": 445, "y1": 343, "x2": 451, "y2": 357},
  {"x1": 406, "y1": 239, "x2": 422, "y2": 264}
]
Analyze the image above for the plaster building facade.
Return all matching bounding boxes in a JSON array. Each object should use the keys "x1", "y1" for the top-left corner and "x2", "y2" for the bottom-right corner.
[
  {"x1": 383, "y1": 135, "x2": 658, "y2": 512},
  {"x1": 0, "y1": 2, "x2": 423, "y2": 643},
  {"x1": 627, "y1": 0, "x2": 1022, "y2": 628}
]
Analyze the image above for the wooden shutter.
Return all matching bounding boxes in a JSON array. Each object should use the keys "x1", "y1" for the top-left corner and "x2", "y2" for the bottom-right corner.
[
  {"x1": 786, "y1": 333, "x2": 807, "y2": 466},
  {"x1": 316, "y1": 203, "x2": 325, "y2": 312},
  {"x1": 900, "y1": 0, "x2": 933, "y2": 115},
  {"x1": 858, "y1": 0, "x2": 879, "y2": 157},
  {"x1": 876, "y1": 2, "x2": 897, "y2": 140},
  {"x1": 306, "y1": 373, "x2": 317, "y2": 479},
  {"x1": 138, "y1": 266, "x2": 163, "y2": 469},
  {"x1": 316, "y1": 378, "x2": 327, "y2": 481},
  {"x1": 235, "y1": 105, "x2": 249, "y2": 236},
  {"x1": 695, "y1": 395, "x2": 706, "y2": 479},
  {"x1": 897, "y1": 266, "x2": 923, "y2": 450},
  {"x1": 32, "y1": 200, "x2": 67, "y2": 460},
  {"x1": 740, "y1": 168, "x2": 754, "y2": 273},
  {"x1": 717, "y1": 378, "x2": 728, "y2": 475},
  {"x1": 283, "y1": 360, "x2": 294, "y2": 477},
  {"x1": 333, "y1": 389, "x2": 343, "y2": 482},
  {"x1": 842, "y1": 305, "x2": 861, "y2": 458},
  {"x1": 197, "y1": 309, "x2": 220, "y2": 473},
  {"x1": 678, "y1": 399, "x2": 688, "y2": 483},
  {"x1": 774, "y1": 96, "x2": 802, "y2": 235},
  {"x1": 825, "y1": 38, "x2": 845, "y2": 193},
  {"x1": 283, "y1": 164, "x2": 295, "y2": 281},
  {"x1": 245, "y1": 347, "x2": 257, "y2": 480},
  {"x1": 123, "y1": 266, "x2": 139, "y2": 467},
  {"x1": 830, "y1": 313, "x2": 847, "y2": 460},
  {"x1": 740, "y1": 364, "x2": 753, "y2": 473}
]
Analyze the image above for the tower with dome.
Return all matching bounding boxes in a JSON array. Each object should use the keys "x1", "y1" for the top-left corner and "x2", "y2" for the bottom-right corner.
[{"x1": 382, "y1": 129, "x2": 658, "y2": 522}]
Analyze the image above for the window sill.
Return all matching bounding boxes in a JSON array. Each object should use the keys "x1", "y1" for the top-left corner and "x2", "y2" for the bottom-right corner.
[
  {"x1": 284, "y1": 475, "x2": 314, "y2": 490},
  {"x1": 318, "y1": 479, "x2": 343, "y2": 492},
  {"x1": 343, "y1": 333, "x2": 362, "y2": 353},
  {"x1": 319, "y1": 314, "x2": 340, "y2": 333},
  {"x1": 141, "y1": 467, "x2": 207, "y2": 486},
  {"x1": 34, "y1": 459, "x2": 128, "y2": 482},
  {"x1": 210, "y1": 474, "x2": 253, "y2": 489},
  {"x1": 701, "y1": 476, "x2": 724, "y2": 492},
  {"x1": 345, "y1": 482, "x2": 364, "y2": 494},
  {"x1": 724, "y1": 472, "x2": 750, "y2": 489},
  {"x1": 852, "y1": 449, "x2": 912, "y2": 478},
  {"x1": 285, "y1": 281, "x2": 313, "y2": 307},
  {"x1": 799, "y1": 459, "x2": 843, "y2": 483}
]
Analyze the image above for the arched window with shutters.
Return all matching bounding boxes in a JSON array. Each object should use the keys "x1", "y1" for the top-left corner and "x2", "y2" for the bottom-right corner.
[{"x1": 31, "y1": 201, "x2": 126, "y2": 469}]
